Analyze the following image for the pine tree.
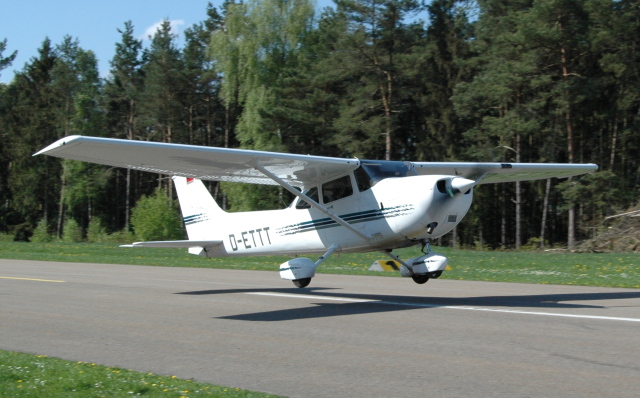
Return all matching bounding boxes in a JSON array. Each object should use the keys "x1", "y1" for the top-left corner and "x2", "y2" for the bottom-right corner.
[
  {"x1": 141, "y1": 20, "x2": 188, "y2": 198},
  {"x1": 587, "y1": 0, "x2": 640, "y2": 206},
  {"x1": 523, "y1": 0, "x2": 593, "y2": 249},
  {"x1": 0, "y1": 39, "x2": 17, "y2": 79},
  {"x1": 453, "y1": 0, "x2": 544, "y2": 248},
  {"x1": 418, "y1": 0, "x2": 473, "y2": 162},
  {"x1": 0, "y1": 38, "x2": 17, "y2": 232},
  {"x1": 141, "y1": 20, "x2": 186, "y2": 146},
  {"x1": 183, "y1": 3, "x2": 225, "y2": 147},
  {"x1": 59, "y1": 48, "x2": 107, "y2": 236},
  {"x1": 49, "y1": 37, "x2": 107, "y2": 237},
  {"x1": 4, "y1": 39, "x2": 61, "y2": 237},
  {"x1": 105, "y1": 21, "x2": 146, "y2": 231},
  {"x1": 326, "y1": 0, "x2": 423, "y2": 160}
]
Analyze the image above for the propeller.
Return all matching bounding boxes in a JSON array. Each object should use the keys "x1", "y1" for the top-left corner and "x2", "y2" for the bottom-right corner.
[{"x1": 449, "y1": 177, "x2": 476, "y2": 195}]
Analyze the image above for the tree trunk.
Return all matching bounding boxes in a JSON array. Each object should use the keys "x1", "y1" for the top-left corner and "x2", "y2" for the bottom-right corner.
[
  {"x1": 124, "y1": 99, "x2": 135, "y2": 231},
  {"x1": 609, "y1": 116, "x2": 618, "y2": 171},
  {"x1": 376, "y1": 66, "x2": 393, "y2": 161},
  {"x1": 540, "y1": 179, "x2": 551, "y2": 249},
  {"x1": 125, "y1": 168, "x2": 131, "y2": 231},
  {"x1": 501, "y1": 184, "x2": 507, "y2": 248},
  {"x1": 380, "y1": 73, "x2": 393, "y2": 161},
  {"x1": 560, "y1": 35, "x2": 576, "y2": 250},
  {"x1": 451, "y1": 225, "x2": 458, "y2": 249},
  {"x1": 166, "y1": 125, "x2": 173, "y2": 199},
  {"x1": 632, "y1": 165, "x2": 640, "y2": 207},
  {"x1": 515, "y1": 130, "x2": 522, "y2": 249},
  {"x1": 56, "y1": 177, "x2": 66, "y2": 239},
  {"x1": 515, "y1": 180, "x2": 521, "y2": 249},
  {"x1": 568, "y1": 192, "x2": 575, "y2": 250}
]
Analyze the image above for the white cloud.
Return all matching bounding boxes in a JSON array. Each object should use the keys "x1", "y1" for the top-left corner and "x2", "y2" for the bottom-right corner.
[{"x1": 141, "y1": 19, "x2": 186, "y2": 40}]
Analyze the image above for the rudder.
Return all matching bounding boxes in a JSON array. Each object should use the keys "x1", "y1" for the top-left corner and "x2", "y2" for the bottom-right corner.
[{"x1": 173, "y1": 177, "x2": 226, "y2": 241}]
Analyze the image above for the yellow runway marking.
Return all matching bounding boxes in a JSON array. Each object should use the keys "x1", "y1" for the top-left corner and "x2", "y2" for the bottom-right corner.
[{"x1": 0, "y1": 276, "x2": 65, "y2": 283}]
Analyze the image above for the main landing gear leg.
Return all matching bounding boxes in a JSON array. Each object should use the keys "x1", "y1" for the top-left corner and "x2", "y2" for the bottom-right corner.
[{"x1": 289, "y1": 244, "x2": 339, "y2": 288}]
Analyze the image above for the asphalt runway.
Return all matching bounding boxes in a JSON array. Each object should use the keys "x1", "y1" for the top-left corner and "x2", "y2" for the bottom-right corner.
[{"x1": 1, "y1": 259, "x2": 640, "y2": 397}]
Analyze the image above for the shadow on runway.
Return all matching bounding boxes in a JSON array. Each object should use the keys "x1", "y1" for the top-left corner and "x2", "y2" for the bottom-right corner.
[{"x1": 175, "y1": 287, "x2": 640, "y2": 322}]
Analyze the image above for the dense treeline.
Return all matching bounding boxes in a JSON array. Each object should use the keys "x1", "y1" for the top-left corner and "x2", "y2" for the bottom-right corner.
[{"x1": 0, "y1": 0, "x2": 638, "y2": 250}]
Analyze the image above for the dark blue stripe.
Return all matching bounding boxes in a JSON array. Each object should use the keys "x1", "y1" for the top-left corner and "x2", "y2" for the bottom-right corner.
[
  {"x1": 276, "y1": 205, "x2": 413, "y2": 236},
  {"x1": 184, "y1": 213, "x2": 211, "y2": 225}
]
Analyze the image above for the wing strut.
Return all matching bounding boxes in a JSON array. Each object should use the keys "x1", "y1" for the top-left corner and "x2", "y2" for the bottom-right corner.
[{"x1": 249, "y1": 161, "x2": 371, "y2": 242}]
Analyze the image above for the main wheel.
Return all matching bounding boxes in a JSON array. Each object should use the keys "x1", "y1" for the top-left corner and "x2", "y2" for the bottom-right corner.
[
  {"x1": 411, "y1": 275, "x2": 430, "y2": 284},
  {"x1": 293, "y1": 278, "x2": 311, "y2": 288}
]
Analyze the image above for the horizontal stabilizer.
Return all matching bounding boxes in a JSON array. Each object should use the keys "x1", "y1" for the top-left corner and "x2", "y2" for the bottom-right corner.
[{"x1": 120, "y1": 240, "x2": 223, "y2": 249}]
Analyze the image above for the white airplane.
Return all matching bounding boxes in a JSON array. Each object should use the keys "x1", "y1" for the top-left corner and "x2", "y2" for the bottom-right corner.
[{"x1": 36, "y1": 135, "x2": 597, "y2": 287}]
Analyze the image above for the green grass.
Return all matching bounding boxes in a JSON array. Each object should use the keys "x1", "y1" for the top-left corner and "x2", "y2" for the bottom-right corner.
[
  {"x1": 442, "y1": 249, "x2": 640, "y2": 288},
  {"x1": 0, "y1": 350, "x2": 280, "y2": 397},
  {"x1": 1, "y1": 241, "x2": 639, "y2": 288}
]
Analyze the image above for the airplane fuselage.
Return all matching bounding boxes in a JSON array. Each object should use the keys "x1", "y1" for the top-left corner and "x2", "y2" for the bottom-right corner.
[{"x1": 197, "y1": 174, "x2": 473, "y2": 258}]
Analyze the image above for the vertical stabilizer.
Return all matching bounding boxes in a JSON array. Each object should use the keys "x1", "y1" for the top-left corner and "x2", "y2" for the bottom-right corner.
[{"x1": 173, "y1": 177, "x2": 226, "y2": 241}]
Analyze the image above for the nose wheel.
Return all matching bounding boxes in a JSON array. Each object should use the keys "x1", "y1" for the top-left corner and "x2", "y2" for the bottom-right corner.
[
  {"x1": 382, "y1": 241, "x2": 448, "y2": 286},
  {"x1": 292, "y1": 278, "x2": 311, "y2": 288}
]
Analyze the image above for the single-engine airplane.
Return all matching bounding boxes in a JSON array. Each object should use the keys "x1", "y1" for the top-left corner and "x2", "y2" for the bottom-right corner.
[{"x1": 36, "y1": 135, "x2": 597, "y2": 287}]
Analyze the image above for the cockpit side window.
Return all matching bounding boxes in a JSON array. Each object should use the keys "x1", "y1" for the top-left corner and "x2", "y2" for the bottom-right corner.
[
  {"x1": 322, "y1": 175, "x2": 353, "y2": 204},
  {"x1": 295, "y1": 187, "x2": 319, "y2": 209},
  {"x1": 353, "y1": 166, "x2": 372, "y2": 192}
]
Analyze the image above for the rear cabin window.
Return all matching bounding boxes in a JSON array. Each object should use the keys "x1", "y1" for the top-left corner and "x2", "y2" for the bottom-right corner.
[{"x1": 322, "y1": 175, "x2": 353, "y2": 204}]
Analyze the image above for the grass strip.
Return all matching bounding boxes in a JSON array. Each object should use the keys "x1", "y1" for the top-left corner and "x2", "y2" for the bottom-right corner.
[
  {"x1": 1, "y1": 242, "x2": 639, "y2": 289},
  {"x1": 0, "y1": 350, "x2": 280, "y2": 397}
]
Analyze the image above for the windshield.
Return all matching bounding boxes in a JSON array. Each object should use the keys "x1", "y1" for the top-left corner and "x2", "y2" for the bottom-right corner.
[{"x1": 357, "y1": 160, "x2": 417, "y2": 189}]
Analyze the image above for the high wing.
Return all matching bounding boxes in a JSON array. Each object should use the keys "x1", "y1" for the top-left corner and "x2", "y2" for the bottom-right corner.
[
  {"x1": 35, "y1": 136, "x2": 597, "y2": 187},
  {"x1": 34, "y1": 135, "x2": 359, "y2": 187},
  {"x1": 412, "y1": 162, "x2": 598, "y2": 184}
]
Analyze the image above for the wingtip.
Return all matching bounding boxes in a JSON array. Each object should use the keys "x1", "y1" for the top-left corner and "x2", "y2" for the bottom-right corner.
[{"x1": 33, "y1": 135, "x2": 83, "y2": 157}]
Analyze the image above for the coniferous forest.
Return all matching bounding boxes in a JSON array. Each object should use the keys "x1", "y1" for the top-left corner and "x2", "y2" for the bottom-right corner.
[{"x1": 1, "y1": 0, "x2": 639, "y2": 250}]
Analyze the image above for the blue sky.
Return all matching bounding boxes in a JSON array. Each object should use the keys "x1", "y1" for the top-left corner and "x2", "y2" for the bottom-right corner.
[{"x1": 1, "y1": 0, "x2": 335, "y2": 84}]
